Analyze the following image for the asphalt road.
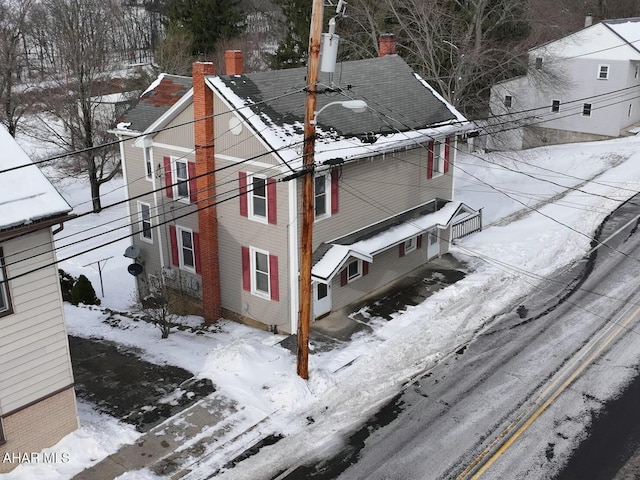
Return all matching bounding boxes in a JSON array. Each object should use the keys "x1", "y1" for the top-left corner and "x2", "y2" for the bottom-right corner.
[{"x1": 282, "y1": 195, "x2": 640, "y2": 480}]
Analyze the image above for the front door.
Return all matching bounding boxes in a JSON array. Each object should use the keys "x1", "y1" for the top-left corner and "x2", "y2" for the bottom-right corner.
[
  {"x1": 427, "y1": 229, "x2": 439, "y2": 259},
  {"x1": 313, "y1": 281, "x2": 332, "y2": 318}
]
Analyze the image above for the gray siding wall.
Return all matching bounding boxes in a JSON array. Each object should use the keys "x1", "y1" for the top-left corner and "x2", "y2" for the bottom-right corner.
[
  {"x1": 0, "y1": 229, "x2": 75, "y2": 415},
  {"x1": 155, "y1": 104, "x2": 195, "y2": 149},
  {"x1": 330, "y1": 235, "x2": 433, "y2": 311},
  {"x1": 308, "y1": 145, "x2": 454, "y2": 250}
]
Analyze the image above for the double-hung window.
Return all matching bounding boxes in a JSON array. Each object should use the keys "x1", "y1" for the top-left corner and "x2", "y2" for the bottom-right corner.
[
  {"x1": 583, "y1": 103, "x2": 592, "y2": 117},
  {"x1": 551, "y1": 100, "x2": 560, "y2": 113},
  {"x1": 138, "y1": 202, "x2": 152, "y2": 242},
  {"x1": 404, "y1": 237, "x2": 417, "y2": 254},
  {"x1": 314, "y1": 174, "x2": 330, "y2": 219},
  {"x1": 251, "y1": 247, "x2": 270, "y2": 298},
  {"x1": 144, "y1": 147, "x2": 153, "y2": 181},
  {"x1": 504, "y1": 95, "x2": 512, "y2": 108},
  {"x1": 175, "y1": 160, "x2": 189, "y2": 199},
  {"x1": 178, "y1": 227, "x2": 195, "y2": 271},
  {"x1": 346, "y1": 260, "x2": 361, "y2": 282},
  {"x1": 0, "y1": 248, "x2": 12, "y2": 317},
  {"x1": 249, "y1": 175, "x2": 267, "y2": 220},
  {"x1": 434, "y1": 142, "x2": 445, "y2": 175},
  {"x1": 598, "y1": 64, "x2": 609, "y2": 80}
]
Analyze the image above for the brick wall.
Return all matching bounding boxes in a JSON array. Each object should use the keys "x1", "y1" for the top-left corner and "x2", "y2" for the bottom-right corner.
[
  {"x1": 193, "y1": 62, "x2": 222, "y2": 323},
  {"x1": 0, "y1": 387, "x2": 79, "y2": 473}
]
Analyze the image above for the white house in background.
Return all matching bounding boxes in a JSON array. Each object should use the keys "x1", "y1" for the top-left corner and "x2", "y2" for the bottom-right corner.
[
  {"x1": 488, "y1": 17, "x2": 640, "y2": 150},
  {"x1": 0, "y1": 126, "x2": 78, "y2": 472}
]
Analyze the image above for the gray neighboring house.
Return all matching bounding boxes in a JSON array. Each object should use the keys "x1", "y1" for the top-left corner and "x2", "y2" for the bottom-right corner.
[
  {"x1": 0, "y1": 126, "x2": 78, "y2": 472},
  {"x1": 113, "y1": 40, "x2": 480, "y2": 335},
  {"x1": 488, "y1": 17, "x2": 640, "y2": 150}
]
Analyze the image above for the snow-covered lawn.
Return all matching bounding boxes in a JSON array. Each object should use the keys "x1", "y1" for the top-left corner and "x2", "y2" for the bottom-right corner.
[{"x1": 6, "y1": 135, "x2": 640, "y2": 479}]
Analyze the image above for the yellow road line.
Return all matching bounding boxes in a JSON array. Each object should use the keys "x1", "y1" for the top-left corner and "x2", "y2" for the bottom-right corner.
[{"x1": 460, "y1": 303, "x2": 640, "y2": 480}]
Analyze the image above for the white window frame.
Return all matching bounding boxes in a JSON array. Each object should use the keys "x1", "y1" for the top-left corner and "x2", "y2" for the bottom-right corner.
[
  {"x1": 250, "y1": 246, "x2": 270, "y2": 299},
  {"x1": 346, "y1": 259, "x2": 362, "y2": 283},
  {"x1": 551, "y1": 99, "x2": 560, "y2": 113},
  {"x1": 597, "y1": 64, "x2": 609, "y2": 80},
  {"x1": 434, "y1": 141, "x2": 445, "y2": 176},
  {"x1": 173, "y1": 158, "x2": 190, "y2": 202},
  {"x1": 138, "y1": 201, "x2": 153, "y2": 243},
  {"x1": 582, "y1": 103, "x2": 592, "y2": 117},
  {"x1": 314, "y1": 173, "x2": 331, "y2": 221},
  {"x1": 629, "y1": 104, "x2": 633, "y2": 117},
  {"x1": 404, "y1": 236, "x2": 417, "y2": 254},
  {"x1": 0, "y1": 249, "x2": 11, "y2": 316},
  {"x1": 504, "y1": 95, "x2": 512, "y2": 108},
  {"x1": 635, "y1": 64, "x2": 639, "y2": 79},
  {"x1": 248, "y1": 173, "x2": 268, "y2": 223},
  {"x1": 177, "y1": 226, "x2": 195, "y2": 272},
  {"x1": 144, "y1": 147, "x2": 153, "y2": 181}
]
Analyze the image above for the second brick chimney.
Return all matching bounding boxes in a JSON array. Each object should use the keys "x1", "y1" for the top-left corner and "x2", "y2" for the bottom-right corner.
[
  {"x1": 192, "y1": 61, "x2": 222, "y2": 323},
  {"x1": 378, "y1": 34, "x2": 397, "y2": 57},
  {"x1": 225, "y1": 50, "x2": 244, "y2": 75}
]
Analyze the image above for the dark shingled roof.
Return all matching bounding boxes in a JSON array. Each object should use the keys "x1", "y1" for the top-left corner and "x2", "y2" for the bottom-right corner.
[
  {"x1": 118, "y1": 74, "x2": 192, "y2": 132},
  {"x1": 215, "y1": 55, "x2": 458, "y2": 138}
]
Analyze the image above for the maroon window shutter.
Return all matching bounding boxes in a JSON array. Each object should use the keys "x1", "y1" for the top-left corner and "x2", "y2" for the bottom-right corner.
[
  {"x1": 417, "y1": 234, "x2": 423, "y2": 249},
  {"x1": 239, "y1": 171, "x2": 248, "y2": 217},
  {"x1": 194, "y1": 232, "x2": 201, "y2": 274},
  {"x1": 363, "y1": 261, "x2": 369, "y2": 276},
  {"x1": 169, "y1": 225, "x2": 179, "y2": 266},
  {"x1": 331, "y1": 169, "x2": 339, "y2": 214},
  {"x1": 444, "y1": 137, "x2": 451, "y2": 174},
  {"x1": 241, "y1": 246, "x2": 251, "y2": 291},
  {"x1": 164, "y1": 157, "x2": 173, "y2": 198},
  {"x1": 340, "y1": 268, "x2": 348, "y2": 286},
  {"x1": 427, "y1": 142, "x2": 434, "y2": 179},
  {"x1": 399, "y1": 242, "x2": 405, "y2": 257},
  {"x1": 267, "y1": 178, "x2": 277, "y2": 225},
  {"x1": 188, "y1": 162, "x2": 197, "y2": 203},
  {"x1": 269, "y1": 255, "x2": 279, "y2": 301}
]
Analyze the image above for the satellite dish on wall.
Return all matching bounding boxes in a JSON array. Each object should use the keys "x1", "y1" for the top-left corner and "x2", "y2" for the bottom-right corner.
[
  {"x1": 127, "y1": 263, "x2": 144, "y2": 276},
  {"x1": 124, "y1": 245, "x2": 141, "y2": 259}
]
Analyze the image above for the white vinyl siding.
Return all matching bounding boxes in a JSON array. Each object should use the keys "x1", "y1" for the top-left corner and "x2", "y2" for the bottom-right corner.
[{"x1": 0, "y1": 230, "x2": 74, "y2": 415}]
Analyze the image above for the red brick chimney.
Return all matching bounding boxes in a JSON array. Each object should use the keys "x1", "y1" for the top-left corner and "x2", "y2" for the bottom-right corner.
[
  {"x1": 378, "y1": 34, "x2": 396, "y2": 57},
  {"x1": 192, "y1": 61, "x2": 221, "y2": 323},
  {"x1": 225, "y1": 50, "x2": 244, "y2": 75}
]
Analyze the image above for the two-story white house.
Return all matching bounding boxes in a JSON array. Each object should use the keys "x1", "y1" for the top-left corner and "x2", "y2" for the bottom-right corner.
[
  {"x1": 113, "y1": 39, "x2": 479, "y2": 334},
  {"x1": 0, "y1": 127, "x2": 78, "y2": 473},
  {"x1": 488, "y1": 17, "x2": 640, "y2": 150}
]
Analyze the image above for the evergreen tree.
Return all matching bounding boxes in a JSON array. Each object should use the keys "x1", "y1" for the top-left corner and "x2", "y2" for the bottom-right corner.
[
  {"x1": 164, "y1": 0, "x2": 246, "y2": 57},
  {"x1": 269, "y1": 0, "x2": 310, "y2": 69},
  {"x1": 71, "y1": 274, "x2": 101, "y2": 306}
]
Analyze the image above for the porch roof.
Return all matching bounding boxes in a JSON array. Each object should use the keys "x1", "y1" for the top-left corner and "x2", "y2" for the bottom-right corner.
[{"x1": 312, "y1": 200, "x2": 473, "y2": 282}]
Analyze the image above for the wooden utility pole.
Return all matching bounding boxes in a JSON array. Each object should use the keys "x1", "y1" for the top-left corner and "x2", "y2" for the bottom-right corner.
[{"x1": 297, "y1": 0, "x2": 324, "y2": 379}]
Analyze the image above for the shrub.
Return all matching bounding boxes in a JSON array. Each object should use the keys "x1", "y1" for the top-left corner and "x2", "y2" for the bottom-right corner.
[
  {"x1": 71, "y1": 274, "x2": 101, "y2": 306},
  {"x1": 58, "y1": 269, "x2": 76, "y2": 302}
]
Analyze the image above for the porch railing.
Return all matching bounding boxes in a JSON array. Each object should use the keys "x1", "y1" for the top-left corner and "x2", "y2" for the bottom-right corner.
[{"x1": 451, "y1": 209, "x2": 483, "y2": 240}]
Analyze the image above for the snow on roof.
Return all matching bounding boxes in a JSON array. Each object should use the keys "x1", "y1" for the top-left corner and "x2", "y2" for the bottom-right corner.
[
  {"x1": 534, "y1": 21, "x2": 640, "y2": 61},
  {"x1": 0, "y1": 126, "x2": 71, "y2": 231},
  {"x1": 141, "y1": 73, "x2": 168, "y2": 97},
  {"x1": 312, "y1": 201, "x2": 463, "y2": 281},
  {"x1": 209, "y1": 76, "x2": 470, "y2": 171}
]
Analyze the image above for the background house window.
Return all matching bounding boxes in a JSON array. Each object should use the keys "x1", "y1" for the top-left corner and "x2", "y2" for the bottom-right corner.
[
  {"x1": 535, "y1": 57, "x2": 543, "y2": 69},
  {"x1": 0, "y1": 249, "x2": 12, "y2": 317},
  {"x1": 636, "y1": 65, "x2": 639, "y2": 79},
  {"x1": 598, "y1": 65, "x2": 609, "y2": 79},
  {"x1": 551, "y1": 100, "x2": 560, "y2": 112},
  {"x1": 583, "y1": 103, "x2": 592, "y2": 116},
  {"x1": 178, "y1": 227, "x2": 195, "y2": 270},
  {"x1": 504, "y1": 95, "x2": 512, "y2": 108},
  {"x1": 138, "y1": 202, "x2": 152, "y2": 242},
  {"x1": 435, "y1": 142, "x2": 445, "y2": 174},
  {"x1": 175, "y1": 160, "x2": 189, "y2": 198},
  {"x1": 144, "y1": 147, "x2": 153, "y2": 180}
]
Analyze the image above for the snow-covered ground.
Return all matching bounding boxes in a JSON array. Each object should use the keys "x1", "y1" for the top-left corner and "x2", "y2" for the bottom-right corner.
[{"x1": 5, "y1": 135, "x2": 640, "y2": 479}]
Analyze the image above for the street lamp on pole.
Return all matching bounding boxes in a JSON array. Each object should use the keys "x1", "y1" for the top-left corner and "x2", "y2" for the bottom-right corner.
[{"x1": 297, "y1": 98, "x2": 368, "y2": 380}]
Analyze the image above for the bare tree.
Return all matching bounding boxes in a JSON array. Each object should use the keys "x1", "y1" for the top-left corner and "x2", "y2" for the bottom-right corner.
[
  {"x1": 31, "y1": 0, "x2": 124, "y2": 212},
  {"x1": 138, "y1": 276, "x2": 184, "y2": 338},
  {"x1": 0, "y1": 0, "x2": 31, "y2": 136}
]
